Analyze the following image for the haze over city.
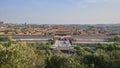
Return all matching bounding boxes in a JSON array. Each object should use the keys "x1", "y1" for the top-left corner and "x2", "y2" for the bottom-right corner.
[
  {"x1": 0, "y1": 0, "x2": 120, "y2": 24},
  {"x1": 1, "y1": 1, "x2": 120, "y2": 68}
]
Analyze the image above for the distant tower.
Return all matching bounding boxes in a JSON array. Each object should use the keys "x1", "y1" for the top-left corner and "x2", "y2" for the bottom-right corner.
[
  {"x1": 0, "y1": 21, "x2": 4, "y2": 25},
  {"x1": 24, "y1": 22, "x2": 27, "y2": 26}
]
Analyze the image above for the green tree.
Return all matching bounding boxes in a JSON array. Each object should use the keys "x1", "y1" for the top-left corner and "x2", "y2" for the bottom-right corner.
[{"x1": 0, "y1": 42, "x2": 36, "y2": 68}]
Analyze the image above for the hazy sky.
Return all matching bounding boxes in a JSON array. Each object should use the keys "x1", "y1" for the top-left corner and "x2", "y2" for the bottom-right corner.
[{"x1": 0, "y1": 0, "x2": 120, "y2": 24}]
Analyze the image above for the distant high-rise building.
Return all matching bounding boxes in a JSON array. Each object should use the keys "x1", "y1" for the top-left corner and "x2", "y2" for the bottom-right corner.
[{"x1": 0, "y1": 21, "x2": 4, "y2": 25}]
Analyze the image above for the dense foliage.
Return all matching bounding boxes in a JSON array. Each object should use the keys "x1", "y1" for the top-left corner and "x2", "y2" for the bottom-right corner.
[
  {"x1": 108, "y1": 35, "x2": 120, "y2": 42},
  {"x1": 0, "y1": 36, "x2": 120, "y2": 68}
]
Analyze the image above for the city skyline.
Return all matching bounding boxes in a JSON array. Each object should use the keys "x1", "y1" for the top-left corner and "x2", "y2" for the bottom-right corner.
[{"x1": 0, "y1": 0, "x2": 120, "y2": 24}]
